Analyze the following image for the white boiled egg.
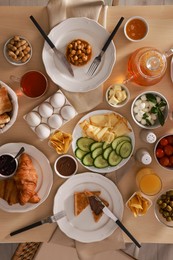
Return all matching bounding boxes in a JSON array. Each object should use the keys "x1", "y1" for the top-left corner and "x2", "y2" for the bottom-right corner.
[
  {"x1": 25, "y1": 111, "x2": 41, "y2": 127},
  {"x1": 35, "y1": 123, "x2": 50, "y2": 139},
  {"x1": 60, "y1": 105, "x2": 76, "y2": 120},
  {"x1": 38, "y1": 102, "x2": 53, "y2": 118},
  {"x1": 48, "y1": 114, "x2": 63, "y2": 129},
  {"x1": 50, "y1": 92, "x2": 65, "y2": 108}
]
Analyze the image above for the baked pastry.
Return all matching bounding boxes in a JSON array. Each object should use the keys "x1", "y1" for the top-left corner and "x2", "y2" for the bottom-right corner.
[
  {"x1": 0, "y1": 113, "x2": 10, "y2": 124},
  {"x1": 74, "y1": 191, "x2": 100, "y2": 216},
  {"x1": 0, "y1": 179, "x2": 19, "y2": 205},
  {"x1": 14, "y1": 153, "x2": 40, "y2": 205},
  {"x1": 0, "y1": 86, "x2": 13, "y2": 115}
]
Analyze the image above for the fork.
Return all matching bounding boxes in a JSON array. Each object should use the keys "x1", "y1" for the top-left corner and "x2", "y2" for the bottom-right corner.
[
  {"x1": 87, "y1": 17, "x2": 124, "y2": 76},
  {"x1": 10, "y1": 210, "x2": 66, "y2": 236}
]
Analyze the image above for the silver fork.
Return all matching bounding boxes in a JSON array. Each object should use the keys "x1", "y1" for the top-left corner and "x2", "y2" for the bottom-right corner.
[
  {"x1": 87, "y1": 17, "x2": 124, "y2": 76},
  {"x1": 10, "y1": 210, "x2": 66, "y2": 236}
]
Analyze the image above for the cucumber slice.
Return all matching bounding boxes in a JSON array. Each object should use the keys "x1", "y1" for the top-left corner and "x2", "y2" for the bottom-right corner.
[
  {"x1": 108, "y1": 151, "x2": 122, "y2": 166},
  {"x1": 77, "y1": 137, "x2": 95, "y2": 152},
  {"x1": 116, "y1": 140, "x2": 129, "y2": 155},
  {"x1": 103, "y1": 142, "x2": 111, "y2": 150},
  {"x1": 90, "y1": 142, "x2": 103, "y2": 151},
  {"x1": 112, "y1": 136, "x2": 131, "y2": 150},
  {"x1": 119, "y1": 141, "x2": 132, "y2": 158},
  {"x1": 75, "y1": 148, "x2": 88, "y2": 160},
  {"x1": 92, "y1": 147, "x2": 103, "y2": 159},
  {"x1": 103, "y1": 146, "x2": 113, "y2": 160},
  {"x1": 94, "y1": 155, "x2": 109, "y2": 168},
  {"x1": 82, "y1": 153, "x2": 94, "y2": 166}
]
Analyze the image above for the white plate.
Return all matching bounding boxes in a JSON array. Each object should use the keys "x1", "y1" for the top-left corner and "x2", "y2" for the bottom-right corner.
[
  {"x1": 72, "y1": 110, "x2": 135, "y2": 173},
  {"x1": 53, "y1": 172, "x2": 124, "y2": 243},
  {"x1": 42, "y1": 17, "x2": 116, "y2": 93},
  {"x1": 0, "y1": 81, "x2": 18, "y2": 134},
  {"x1": 0, "y1": 143, "x2": 53, "y2": 212}
]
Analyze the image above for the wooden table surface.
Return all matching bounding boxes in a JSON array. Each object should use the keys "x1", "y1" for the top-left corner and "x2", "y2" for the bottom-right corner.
[{"x1": 1, "y1": 5, "x2": 173, "y2": 244}]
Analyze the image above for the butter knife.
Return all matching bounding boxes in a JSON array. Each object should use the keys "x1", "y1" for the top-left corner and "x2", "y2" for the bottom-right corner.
[
  {"x1": 30, "y1": 15, "x2": 74, "y2": 77},
  {"x1": 88, "y1": 195, "x2": 141, "y2": 248},
  {"x1": 10, "y1": 210, "x2": 66, "y2": 236}
]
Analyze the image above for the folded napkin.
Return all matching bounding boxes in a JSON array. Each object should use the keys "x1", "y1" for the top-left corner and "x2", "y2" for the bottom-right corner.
[{"x1": 46, "y1": 0, "x2": 107, "y2": 113}]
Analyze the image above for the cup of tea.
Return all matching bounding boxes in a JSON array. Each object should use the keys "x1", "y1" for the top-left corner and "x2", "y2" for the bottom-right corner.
[{"x1": 11, "y1": 70, "x2": 48, "y2": 98}]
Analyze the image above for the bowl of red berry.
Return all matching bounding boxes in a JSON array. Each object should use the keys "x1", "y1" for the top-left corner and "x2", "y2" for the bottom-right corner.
[{"x1": 154, "y1": 134, "x2": 173, "y2": 170}]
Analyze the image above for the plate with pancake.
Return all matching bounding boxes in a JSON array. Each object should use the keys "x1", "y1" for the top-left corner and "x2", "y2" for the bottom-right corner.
[
  {"x1": 0, "y1": 143, "x2": 53, "y2": 212},
  {"x1": 53, "y1": 172, "x2": 124, "y2": 243},
  {"x1": 42, "y1": 17, "x2": 116, "y2": 92},
  {"x1": 0, "y1": 81, "x2": 18, "y2": 134},
  {"x1": 72, "y1": 110, "x2": 135, "y2": 173}
]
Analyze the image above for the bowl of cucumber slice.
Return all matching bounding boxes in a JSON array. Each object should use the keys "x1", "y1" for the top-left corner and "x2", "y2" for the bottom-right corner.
[{"x1": 72, "y1": 110, "x2": 135, "y2": 173}]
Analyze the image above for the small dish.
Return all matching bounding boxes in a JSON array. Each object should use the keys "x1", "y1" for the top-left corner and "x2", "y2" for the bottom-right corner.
[
  {"x1": 0, "y1": 153, "x2": 18, "y2": 179},
  {"x1": 131, "y1": 91, "x2": 169, "y2": 129},
  {"x1": 126, "y1": 191, "x2": 152, "y2": 217},
  {"x1": 106, "y1": 84, "x2": 130, "y2": 108},
  {"x1": 54, "y1": 154, "x2": 78, "y2": 179},
  {"x1": 124, "y1": 16, "x2": 149, "y2": 42},
  {"x1": 4, "y1": 35, "x2": 32, "y2": 66},
  {"x1": 154, "y1": 189, "x2": 173, "y2": 227},
  {"x1": 154, "y1": 134, "x2": 173, "y2": 170}
]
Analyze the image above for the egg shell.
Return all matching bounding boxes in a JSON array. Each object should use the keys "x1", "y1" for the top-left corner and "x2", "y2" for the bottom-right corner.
[
  {"x1": 38, "y1": 102, "x2": 53, "y2": 118},
  {"x1": 60, "y1": 105, "x2": 76, "y2": 120},
  {"x1": 50, "y1": 93, "x2": 65, "y2": 108},
  {"x1": 25, "y1": 111, "x2": 41, "y2": 127},
  {"x1": 35, "y1": 123, "x2": 51, "y2": 139},
  {"x1": 48, "y1": 114, "x2": 63, "y2": 129}
]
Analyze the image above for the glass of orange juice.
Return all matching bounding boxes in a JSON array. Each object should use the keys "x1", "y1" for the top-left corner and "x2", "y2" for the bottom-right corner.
[{"x1": 136, "y1": 167, "x2": 162, "y2": 196}]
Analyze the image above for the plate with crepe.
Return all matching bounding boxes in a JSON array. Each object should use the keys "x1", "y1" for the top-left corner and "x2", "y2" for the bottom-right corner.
[
  {"x1": 42, "y1": 17, "x2": 116, "y2": 92},
  {"x1": 0, "y1": 81, "x2": 18, "y2": 134},
  {"x1": 53, "y1": 172, "x2": 124, "y2": 243},
  {"x1": 0, "y1": 143, "x2": 53, "y2": 212},
  {"x1": 72, "y1": 110, "x2": 135, "y2": 173}
]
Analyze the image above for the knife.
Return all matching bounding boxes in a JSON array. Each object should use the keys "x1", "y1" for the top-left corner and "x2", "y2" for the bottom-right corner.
[
  {"x1": 88, "y1": 195, "x2": 141, "y2": 248},
  {"x1": 10, "y1": 210, "x2": 66, "y2": 236},
  {"x1": 30, "y1": 15, "x2": 74, "y2": 77}
]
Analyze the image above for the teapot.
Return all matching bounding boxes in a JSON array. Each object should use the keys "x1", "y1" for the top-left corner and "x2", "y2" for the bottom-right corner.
[{"x1": 124, "y1": 47, "x2": 173, "y2": 86}]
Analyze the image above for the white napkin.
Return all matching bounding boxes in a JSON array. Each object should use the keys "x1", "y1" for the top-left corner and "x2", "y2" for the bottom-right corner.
[{"x1": 46, "y1": 0, "x2": 107, "y2": 114}]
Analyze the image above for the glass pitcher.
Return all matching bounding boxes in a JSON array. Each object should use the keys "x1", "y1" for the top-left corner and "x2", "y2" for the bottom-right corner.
[{"x1": 124, "y1": 47, "x2": 173, "y2": 86}]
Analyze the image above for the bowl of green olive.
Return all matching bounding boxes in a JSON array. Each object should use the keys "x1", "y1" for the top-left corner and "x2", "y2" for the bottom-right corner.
[{"x1": 154, "y1": 189, "x2": 173, "y2": 227}]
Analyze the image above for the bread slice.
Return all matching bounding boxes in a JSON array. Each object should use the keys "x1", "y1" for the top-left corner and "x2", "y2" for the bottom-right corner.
[
  {"x1": 74, "y1": 191, "x2": 100, "y2": 216},
  {"x1": 84, "y1": 190, "x2": 109, "y2": 223}
]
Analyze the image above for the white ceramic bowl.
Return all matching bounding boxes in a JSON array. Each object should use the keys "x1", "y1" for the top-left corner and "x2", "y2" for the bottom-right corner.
[
  {"x1": 4, "y1": 36, "x2": 32, "y2": 66},
  {"x1": 0, "y1": 81, "x2": 18, "y2": 134},
  {"x1": 131, "y1": 91, "x2": 169, "y2": 129},
  {"x1": 106, "y1": 84, "x2": 130, "y2": 108},
  {"x1": 0, "y1": 153, "x2": 18, "y2": 179},
  {"x1": 54, "y1": 154, "x2": 78, "y2": 179},
  {"x1": 124, "y1": 16, "x2": 149, "y2": 42},
  {"x1": 154, "y1": 134, "x2": 173, "y2": 171},
  {"x1": 154, "y1": 189, "x2": 173, "y2": 228}
]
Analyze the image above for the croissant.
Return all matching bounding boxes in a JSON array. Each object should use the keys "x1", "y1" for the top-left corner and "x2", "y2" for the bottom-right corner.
[{"x1": 14, "y1": 153, "x2": 39, "y2": 205}]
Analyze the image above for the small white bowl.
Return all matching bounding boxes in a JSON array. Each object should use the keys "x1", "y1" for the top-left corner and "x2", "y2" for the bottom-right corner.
[
  {"x1": 4, "y1": 35, "x2": 32, "y2": 66},
  {"x1": 106, "y1": 84, "x2": 130, "y2": 108},
  {"x1": 131, "y1": 91, "x2": 169, "y2": 129},
  {"x1": 124, "y1": 16, "x2": 149, "y2": 42},
  {"x1": 54, "y1": 154, "x2": 78, "y2": 179},
  {"x1": 0, "y1": 153, "x2": 18, "y2": 179},
  {"x1": 126, "y1": 191, "x2": 152, "y2": 217}
]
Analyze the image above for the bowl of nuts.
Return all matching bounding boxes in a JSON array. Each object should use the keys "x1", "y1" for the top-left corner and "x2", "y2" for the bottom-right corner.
[
  {"x1": 154, "y1": 189, "x2": 173, "y2": 227},
  {"x1": 4, "y1": 35, "x2": 32, "y2": 65}
]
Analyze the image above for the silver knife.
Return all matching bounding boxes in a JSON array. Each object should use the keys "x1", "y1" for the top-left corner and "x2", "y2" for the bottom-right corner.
[
  {"x1": 10, "y1": 210, "x2": 66, "y2": 236},
  {"x1": 88, "y1": 195, "x2": 141, "y2": 248},
  {"x1": 30, "y1": 15, "x2": 74, "y2": 77}
]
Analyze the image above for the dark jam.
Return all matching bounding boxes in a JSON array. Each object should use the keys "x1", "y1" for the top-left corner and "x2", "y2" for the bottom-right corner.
[
  {"x1": 0, "y1": 154, "x2": 17, "y2": 176},
  {"x1": 56, "y1": 156, "x2": 76, "y2": 176}
]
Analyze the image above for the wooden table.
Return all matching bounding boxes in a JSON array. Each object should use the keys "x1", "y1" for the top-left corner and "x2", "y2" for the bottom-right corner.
[{"x1": 1, "y1": 5, "x2": 173, "y2": 244}]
